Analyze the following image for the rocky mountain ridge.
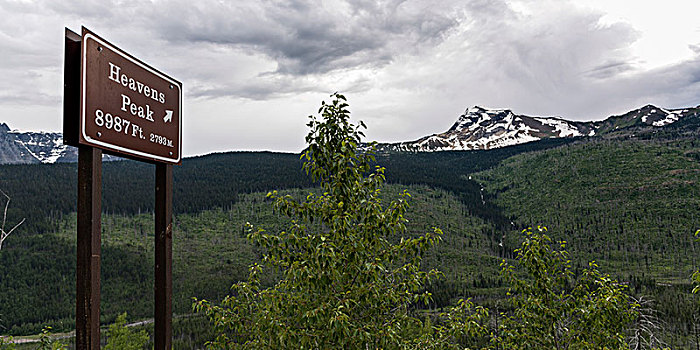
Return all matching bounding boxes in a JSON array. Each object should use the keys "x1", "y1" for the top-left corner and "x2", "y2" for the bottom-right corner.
[
  {"x1": 377, "y1": 104, "x2": 700, "y2": 152},
  {"x1": 0, "y1": 123, "x2": 122, "y2": 164},
  {"x1": 0, "y1": 123, "x2": 74, "y2": 164}
]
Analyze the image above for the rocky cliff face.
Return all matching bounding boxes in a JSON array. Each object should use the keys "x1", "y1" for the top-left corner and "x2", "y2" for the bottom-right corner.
[
  {"x1": 0, "y1": 123, "x2": 38, "y2": 164},
  {"x1": 0, "y1": 123, "x2": 75, "y2": 164}
]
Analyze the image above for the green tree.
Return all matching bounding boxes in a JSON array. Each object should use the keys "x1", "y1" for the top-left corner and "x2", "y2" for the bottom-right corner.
[
  {"x1": 496, "y1": 226, "x2": 637, "y2": 350},
  {"x1": 194, "y1": 93, "x2": 446, "y2": 349},
  {"x1": 36, "y1": 327, "x2": 66, "y2": 350},
  {"x1": 0, "y1": 336, "x2": 16, "y2": 350},
  {"x1": 104, "y1": 313, "x2": 149, "y2": 350}
]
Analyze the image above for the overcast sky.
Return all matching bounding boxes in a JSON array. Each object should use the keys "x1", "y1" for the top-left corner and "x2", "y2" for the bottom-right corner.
[{"x1": 1, "y1": 0, "x2": 699, "y2": 155}]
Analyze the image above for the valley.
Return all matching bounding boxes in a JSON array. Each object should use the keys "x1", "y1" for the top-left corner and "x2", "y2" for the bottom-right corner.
[{"x1": 0, "y1": 105, "x2": 699, "y2": 348}]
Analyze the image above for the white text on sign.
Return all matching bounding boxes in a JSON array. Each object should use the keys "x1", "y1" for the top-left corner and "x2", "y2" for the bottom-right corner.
[
  {"x1": 108, "y1": 62, "x2": 166, "y2": 104},
  {"x1": 92, "y1": 61, "x2": 175, "y2": 148},
  {"x1": 94, "y1": 109, "x2": 144, "y2": 139},
  {"x1": 121, "y1": 94, "x2": 155, "y2": 122}
]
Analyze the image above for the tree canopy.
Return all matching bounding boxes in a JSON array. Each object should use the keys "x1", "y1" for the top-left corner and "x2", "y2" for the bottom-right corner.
[{"x1": 194, "y1": 93, "x2": 446, "y2": 349}]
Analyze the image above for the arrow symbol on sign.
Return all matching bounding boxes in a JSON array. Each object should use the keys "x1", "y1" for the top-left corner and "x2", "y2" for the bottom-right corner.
[{"x1": 163, "y1": 110, "x2": 173, "y2": 123}]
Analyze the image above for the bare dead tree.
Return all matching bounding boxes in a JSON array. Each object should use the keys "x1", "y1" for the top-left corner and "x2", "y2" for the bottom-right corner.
[
  {"x1": 628, "y1": 296, "x2": 668, "y2": 350},
  {"x1": 0, "y1": 189, "x2": 25, "y2": 251}
]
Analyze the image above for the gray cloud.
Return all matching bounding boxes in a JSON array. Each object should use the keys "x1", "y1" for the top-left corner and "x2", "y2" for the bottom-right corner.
[
  {"x1": 630, "y1": 53, "x2": 700, "y2": 107},
  {"x1": 152, "y1": 0, "x2": 461, "y2": 75},
  {"x1": 45, "y1": 0, "x2": 115, "y2": 19},
  {"x1": 689, "y1": 44, "x2": 700, "y2": 54},
  {"x1": 361, "y1": 0, "x2": 646, "y2": 122},
  {"x1": 585, "y1": 61, "x2": 636, "y2": 79},
  {"x1": 0, "y1": 0, "x2": 699, "y2": 154}
]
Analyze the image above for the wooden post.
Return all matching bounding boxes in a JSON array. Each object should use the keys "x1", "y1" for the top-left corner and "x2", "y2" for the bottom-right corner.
[
  {"x1": 76, "y1": 146, "x2": 102, "y2": 350},
  {"x1": 66, "y1": 26, "x2": 180, "y2": 350},
  {"x1": 155, "y1": 163, "x2": 173, "y2": 349}
]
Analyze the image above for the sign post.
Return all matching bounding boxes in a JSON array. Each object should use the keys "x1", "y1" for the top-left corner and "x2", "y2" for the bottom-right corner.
[
  {"x1": 64, "y1": 26, "x2": 182, "y2": 349},
  {"x1": 76, "y1": 146, "x2": 102, "y2": 350},
  {"x1": 155, "y1": 163, "x2": 173, "y2": 349}
]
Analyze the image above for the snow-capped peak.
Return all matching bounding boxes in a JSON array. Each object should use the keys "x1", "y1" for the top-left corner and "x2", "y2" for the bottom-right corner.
[
  {"x1": 0, "y1": 124, "x2": 77, "y2": 164},
  {"x1": 382, "y1": 106, "x2": 592, "y2": 152},
  {"x1": 375, "y1": 103, "x2": 698, "y2": 153},
  {"x1": 449, "y1": 106, "x2": 513, "y2": 133}
]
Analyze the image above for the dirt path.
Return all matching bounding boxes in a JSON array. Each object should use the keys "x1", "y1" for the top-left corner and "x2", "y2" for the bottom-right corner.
[{"x1": 3, "y1": 314, "x2": 194, "y2": 344}]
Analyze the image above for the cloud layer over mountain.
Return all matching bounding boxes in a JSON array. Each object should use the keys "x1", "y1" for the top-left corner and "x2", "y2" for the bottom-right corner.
[{"x1": 1, "y1": 0, "x2": 699, "y2": 154}]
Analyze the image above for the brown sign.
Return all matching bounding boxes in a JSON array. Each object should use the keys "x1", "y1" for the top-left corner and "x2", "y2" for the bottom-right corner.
[{"x1": 80, "y1": 27, "x2": 182, "y2": 164}]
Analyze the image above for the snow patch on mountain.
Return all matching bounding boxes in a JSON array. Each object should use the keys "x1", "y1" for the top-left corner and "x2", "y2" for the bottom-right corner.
[
  {"x1": 649, "y1": 108, "x2": 680, "y2": 126},
  {"x1": 0, "y1": 123, "x2": 125, "y2": 164},
  {"x1": 8, "y1": 130, "x2": 70, "y2": 164},
  {"x1": 629, "y1": 105, "x2": 683, "y2": 127},
  {"x1": 532, "y1": 117, "x2": 582, "y2": 137}
]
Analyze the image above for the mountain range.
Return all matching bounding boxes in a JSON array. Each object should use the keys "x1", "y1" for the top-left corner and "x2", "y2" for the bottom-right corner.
[
  {"x1": 1, "y1": 104, "x2": 699, "y2": 164},
  {"x1": 376, "y1": 104, "x2": 700, "y2": 152}
]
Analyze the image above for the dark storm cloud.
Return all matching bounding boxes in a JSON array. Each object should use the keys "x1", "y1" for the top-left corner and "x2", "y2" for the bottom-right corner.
[
  {"x1": 0, "y1": 0, "x2": 647, "y2": 105},
  {"x1": 152, "y1": 0, "x2": 460, "y2": 75}
]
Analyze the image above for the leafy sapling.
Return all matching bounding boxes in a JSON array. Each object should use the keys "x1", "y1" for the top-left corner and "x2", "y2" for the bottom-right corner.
[{"x1": 194, "y1": 93, "x2": 446, "y2": 349}]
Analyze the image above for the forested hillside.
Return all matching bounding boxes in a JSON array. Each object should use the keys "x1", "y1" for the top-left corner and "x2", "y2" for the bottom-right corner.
[
  {"x1": 0, "y1": 185, "x2": 501, "y2": 337},
  {"x1": 0, "y1": 139, "x2": 571, "y2": 235},
  {"x1": 1, "y1": 128, "x2": 699, "y2": 346},
  {"x1": 0, "y1": 152, "x2": 311, "y2": 234},
  {"x1": 475, "y1": 138, "x2": 700, "y2": 346}
]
